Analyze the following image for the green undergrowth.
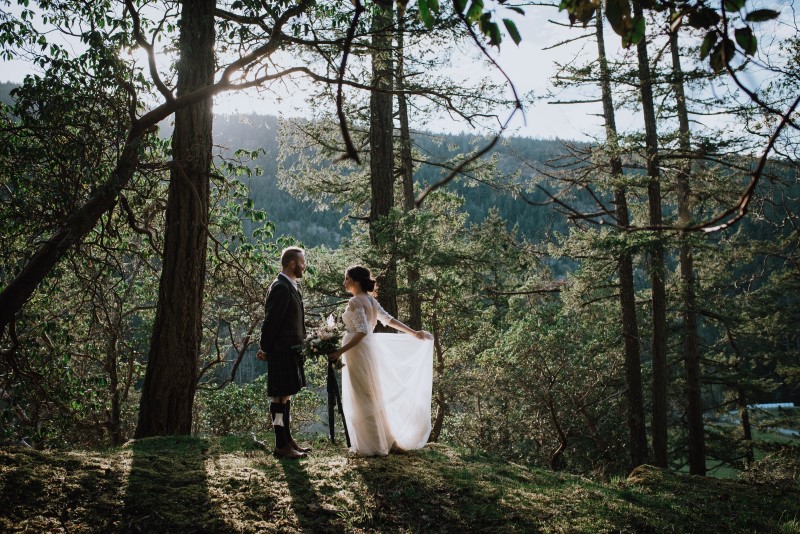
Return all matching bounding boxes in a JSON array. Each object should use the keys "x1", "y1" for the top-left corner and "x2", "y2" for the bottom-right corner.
[{"x1": 1, "y1": 435, "x2": 798, "y2": 533}]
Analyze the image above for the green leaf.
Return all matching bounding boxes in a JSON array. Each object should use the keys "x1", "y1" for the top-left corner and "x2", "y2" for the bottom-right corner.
[
  {"x1": 745, "y1": 9, "x2": 780, "y2": 22},
  {"x1": 508, "y1": 6, "x2": 525, "y2": 15},
  {"x1": 503, "y1": 18, "x2": 521, "y2": 45},
  {"x1": 623, "y1": 15, "x2": 645, "y2": 48},
  {"x1": 479, "y1": 12, "x2": 492, "y2": 34},
  {"x1": 723, "y1": 0, "x2": 745, "y2": 12},
  {"x1": 572, "y1": 0, "x2": 597, "y2": 25},
  {"x1": 700, "y1": 31, "x2": 717, "y2": 60},
  {"x1": 490, "y1": 22, "x2": 502, "y2": 46},
  {"x1": 429, "y1": 0, "x2": 440, "y2": 13},
  {"x1": 606, "y1": 0, "x2": 632, "y2": 37},
  {"x1": 735, "y1": 26, "x2": 757, "y2": 55},
  {"x1": 454, "y1": 0, "x2": 468, "y2": 14},
  {"x1": 419, "y1": 0, "x2": 434, "y2": 28},
  {"x1": 687, "y1": 8, "x2": 721, "y2": 29},
  {"x1": 709, "y1": 38, "x2": 735, "y2": 73},
  {"x1": 466, "y1": 0, "x2": 484, "y2": 23},
  {"x1": 709, "y1": 45, "x2": 724, "y2": 73}
]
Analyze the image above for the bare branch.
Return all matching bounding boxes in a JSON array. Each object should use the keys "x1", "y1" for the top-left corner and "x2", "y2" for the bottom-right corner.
[
  {"x1": 542, "y1": 30, "x2": 595, "y2": 51},
  {"x1": 694, "y1": 92, "x2": 800, "y2": 233},
  {"x1": 218, "y1": 0, "x2": 312, "y2": 83},
  {"x1": 335, "y1": 0, "x2": 366, "y2": 164},
  {"x1": 719, "y1": 7, "x2": 799, "y2": 132},
  {"x1": 124, "y1": 0, "x2": 174, "y2": 102}
]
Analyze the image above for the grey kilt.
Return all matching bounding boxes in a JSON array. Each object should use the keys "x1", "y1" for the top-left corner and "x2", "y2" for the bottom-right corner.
[{"x1": 267, "y1": 349, "x2": 306, "y2": 397}]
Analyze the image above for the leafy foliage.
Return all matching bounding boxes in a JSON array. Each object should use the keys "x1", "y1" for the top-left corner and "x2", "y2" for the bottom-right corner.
[{"x1": 557, "y1": 0, "x2": 781, "y2": 75}]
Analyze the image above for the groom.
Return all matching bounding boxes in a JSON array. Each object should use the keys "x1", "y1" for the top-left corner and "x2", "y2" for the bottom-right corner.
[{"x1": 257, "y1": 246, "x2": 310, "y2": 459}]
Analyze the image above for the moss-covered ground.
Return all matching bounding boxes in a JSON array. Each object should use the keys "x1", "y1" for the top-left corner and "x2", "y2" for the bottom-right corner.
[{"x1": 1, "y1": 436, "x2": 798, "y2": 533}]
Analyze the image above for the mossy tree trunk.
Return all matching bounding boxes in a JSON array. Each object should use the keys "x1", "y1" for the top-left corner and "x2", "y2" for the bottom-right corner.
[
  {"x1": 633, "y1": 0, "x2": 668, "y2": 468},
  {"x1": 369, "y1": 0, "x2": 398, "y2": 321},
  {"x1": 669, "y1": 23, "x2": 706, "y2": 476},
  {"x1": 596, "y1": 8, "x2": 649, "y2": 469},
  {"x1": 135, "y1": 0, "x2": 215, "y2": 437},
  {"x1": 396, "y1": 10, "x2": 422, "y2": 330}
]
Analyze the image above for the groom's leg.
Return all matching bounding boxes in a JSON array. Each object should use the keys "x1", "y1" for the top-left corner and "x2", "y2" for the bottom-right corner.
[
  {"x1": 284, "y1": 399, "x2": 312, "y2": 453},
  {"x1": 270, "y1": 401, "x2": 288, "y2": 449},
  {"x1": 284, "y1": 399, "x2": 293, "y2": 444},
  {"x1": 271, "y1": 396, "x2": 304, "y2": 459}
]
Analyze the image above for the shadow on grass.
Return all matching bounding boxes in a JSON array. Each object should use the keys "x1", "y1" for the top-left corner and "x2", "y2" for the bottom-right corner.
[
  {"x1": 0, "y1": 448, "x2": 128, "y2": 531},
  {"x1": 279, "y1": 457, "x2": 343, "y2": 533},
  {"x1": 352, "y1": 447, "x2": 544, "y2": 532},
  {"x1": 123, "y1": 436, "x2": 223, "y2": 533}
]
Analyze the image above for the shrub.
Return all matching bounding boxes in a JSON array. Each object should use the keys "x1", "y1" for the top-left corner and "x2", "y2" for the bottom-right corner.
[{"x1": 741, "y1": 446, "x2": 800, "y2": 489}]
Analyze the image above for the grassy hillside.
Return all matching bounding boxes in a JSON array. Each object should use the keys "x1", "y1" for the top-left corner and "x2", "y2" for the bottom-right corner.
[{"x1": 1, "y1": 436, "x2": 798, "y2": 533}]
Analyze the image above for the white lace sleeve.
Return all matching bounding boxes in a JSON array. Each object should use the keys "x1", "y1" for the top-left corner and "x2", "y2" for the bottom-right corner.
[
  {"x1": 376, "y1": 300, "x2": 394, "y2": 327},
  {"x1": 344, "y1": 299, "x2": 370, "y2": 334}
]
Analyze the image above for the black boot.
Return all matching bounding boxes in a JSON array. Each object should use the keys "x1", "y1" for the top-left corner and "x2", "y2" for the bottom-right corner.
[{"x1": 271, "y1": 402, "x2": 303, "y2": 459}]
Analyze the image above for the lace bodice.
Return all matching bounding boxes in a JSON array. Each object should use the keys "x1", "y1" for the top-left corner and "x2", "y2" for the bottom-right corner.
[{"x1": 342, "y1": 295, "x2": 393, "y2": 334}]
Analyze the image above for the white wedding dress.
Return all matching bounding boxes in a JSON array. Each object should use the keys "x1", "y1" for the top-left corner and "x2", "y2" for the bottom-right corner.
[{"x1": 340, "y1": 295, "x2": 434, "y2": 456}]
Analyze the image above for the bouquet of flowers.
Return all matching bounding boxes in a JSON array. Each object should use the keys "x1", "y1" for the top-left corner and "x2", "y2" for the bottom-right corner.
[{"x1": 299, "y1": 314, "x2": 343, "y2": 368}]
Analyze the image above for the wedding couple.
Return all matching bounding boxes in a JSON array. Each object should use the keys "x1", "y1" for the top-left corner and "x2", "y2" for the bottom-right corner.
[{"x1": 257, "y1": 247, "x2": 433, "y2": 459}]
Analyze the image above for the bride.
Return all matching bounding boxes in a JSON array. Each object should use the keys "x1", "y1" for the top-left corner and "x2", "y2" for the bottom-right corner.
[{"x1": 327, "y1": 265, "x2": 434, "y2": 456}]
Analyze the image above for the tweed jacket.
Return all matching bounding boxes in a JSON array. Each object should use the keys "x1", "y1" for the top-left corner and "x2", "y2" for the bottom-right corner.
[{"x1": 259, "y1": 274, "x2": 306, "y2": 354}]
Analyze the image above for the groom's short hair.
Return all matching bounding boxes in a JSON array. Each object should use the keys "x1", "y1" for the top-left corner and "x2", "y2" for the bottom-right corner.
[{"x1": 281, "y1": 246, "x2": 304, "y2": 267}]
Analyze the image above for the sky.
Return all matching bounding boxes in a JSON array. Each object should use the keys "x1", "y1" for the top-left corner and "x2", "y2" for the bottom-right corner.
[
  {"x1": 1, "y1": 1, "x2": 794, "y2": 142},
  {"x1": 210, "y1": 5, "x2": 608, "y2": 141},
  {"x1": 1, "y1": 2, "x2": 610, "y2": 141}
]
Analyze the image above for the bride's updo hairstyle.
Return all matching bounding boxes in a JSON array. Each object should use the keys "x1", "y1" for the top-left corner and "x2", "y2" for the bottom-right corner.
[{"x1": 346, "y1": 265, "x2": 377, "y2": 293}]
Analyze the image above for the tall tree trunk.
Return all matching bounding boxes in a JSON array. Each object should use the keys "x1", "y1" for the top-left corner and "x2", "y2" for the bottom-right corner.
[
  {"x1": 396, "y1": 10, "x2": 422, "y2": 330},
  {"x1": 670, "y1": 23, "x2": 706, "y2": 476},
  {"x1": 429, "y1": 303, "x2": 446, "y2": 442},
  {"x1": 737, "y1": 389, "x2": 754, "y2": 466},
  {"x1": 135, "y1": 0, "x2": 215, "y2": 438},
  {"x1": 596, "y1": 9, "x2": 648, "y2": 469},
  {"x1": 106, "y1": 331, "x2": 123, "y2": 446},
  {"x1": 369, "y1": 0, "x2": 398, "y2": 320},
  {"x1": 633, "y1": 0, "x2": 669, "y2": 468}
]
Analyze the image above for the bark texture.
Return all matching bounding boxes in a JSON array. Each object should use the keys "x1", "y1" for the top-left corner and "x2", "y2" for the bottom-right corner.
[
  {"x1": 634, "y1": 0, "x2": 668, "y2": 468},
  {"x1": 369, "y1": 0, "x2": 398, "y2": 320},
  {"x1": 596, "y1": 9, "x2": 648, "y2": 468},
  {"x1": 135, "y1": 0, "x2": 215, "y2": 437}
]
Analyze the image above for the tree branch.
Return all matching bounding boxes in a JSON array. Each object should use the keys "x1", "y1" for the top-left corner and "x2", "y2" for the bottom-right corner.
[
  {"x1": 334, "y1": 0, "x2": 365, "y2": 164},
  {"x1": 124, "y1": 0, "x2": 174, "y2": 102}
]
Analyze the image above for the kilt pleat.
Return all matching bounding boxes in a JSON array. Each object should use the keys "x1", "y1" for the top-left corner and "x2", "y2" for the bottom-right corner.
[{"x1": 267, "y1": 350, "x2": 306, "y2": 397}]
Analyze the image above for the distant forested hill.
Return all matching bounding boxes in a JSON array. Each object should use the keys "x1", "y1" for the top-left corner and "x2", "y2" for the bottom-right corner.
[
  {"x1": 210, "y1": 113, "x2": 571, "y2": 247},
  {"x1": 213, "y1": 114, "x2": 349, "y2": 246},
  {"x1": 0, "y1": 81, "x2": 17, "y2": 106},
  {"x1": 2, "y1": 78, "x2": 571, "y2": 247}
]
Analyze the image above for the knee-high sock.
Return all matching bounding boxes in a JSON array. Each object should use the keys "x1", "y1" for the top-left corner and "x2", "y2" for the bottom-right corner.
[
  {"x1": 270, "y1": 402, "x2": 287, "y2": 448},
  {"x1": 284, "y1": 400, "x2": 294, "y2": 444}
]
